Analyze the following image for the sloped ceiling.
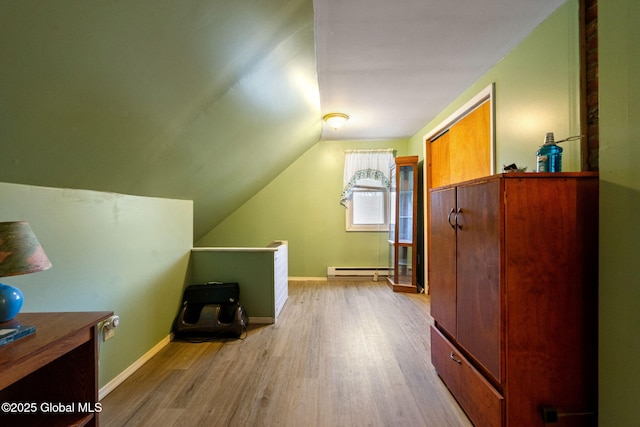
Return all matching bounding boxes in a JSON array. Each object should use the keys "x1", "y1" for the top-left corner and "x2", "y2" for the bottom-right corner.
[
  {"x1": 1, "y1": 0, "x2": 565, "y2": 240},
  {"x1": 1, "y1": 0, "x2": 320, "y2": 239}
]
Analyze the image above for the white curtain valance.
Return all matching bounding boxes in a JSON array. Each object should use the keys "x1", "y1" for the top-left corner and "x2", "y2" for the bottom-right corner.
[{"x1": 340, "y1": 149, "x2": 395, "y2": 206}]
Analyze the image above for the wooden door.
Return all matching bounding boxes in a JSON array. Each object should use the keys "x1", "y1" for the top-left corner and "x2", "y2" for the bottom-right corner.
[
  {"x1": 456, "y1": 179, "x2": 502, "y2": 383},
  {"x1": 429, "y1": 130, "x2": 451, "y2": 189},
  {"x1": 448, "y1": 102, "x2": 491, "y2": 185},
  {"x1": 428, "y1": 100, "x2": 491, "y2": 190},
  {"x1": 429, "y1": 187, "x2": 458, "y2": 337}
]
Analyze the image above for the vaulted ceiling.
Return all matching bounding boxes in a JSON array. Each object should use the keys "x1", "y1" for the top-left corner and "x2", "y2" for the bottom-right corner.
[{"x1": 0, "y1": 0, "x2": 564, "y2": 240}]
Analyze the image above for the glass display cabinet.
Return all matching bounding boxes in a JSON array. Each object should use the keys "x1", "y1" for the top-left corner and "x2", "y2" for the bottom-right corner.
[{"x1": 388, "y1": 155, "x2": 419, "y2": 292}]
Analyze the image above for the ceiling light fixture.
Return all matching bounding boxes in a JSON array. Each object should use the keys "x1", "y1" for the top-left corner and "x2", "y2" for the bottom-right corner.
[{"x1": 323, "y1": 113, "x2": 349, "y2": 129}]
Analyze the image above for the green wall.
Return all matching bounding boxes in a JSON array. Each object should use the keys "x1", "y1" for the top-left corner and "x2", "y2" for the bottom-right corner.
[
  {"x1": 409, "y1": 0, "x2": 581, "y2": 173},
  {"x1": 197, "y1": 139, "x2": 409, "y2": 277},
  {"x1": 407, "y1": 0, "x2": 581, "y2": 293},
  {"x1": 599, "y1": 0, "x2": 640, "y2": 424},
  {"x1": 0, "y1": 182, "x2": 193, "y2": 388},
  {"x1": 190, "y1": 249, "x2": 277, "y2": 320}
]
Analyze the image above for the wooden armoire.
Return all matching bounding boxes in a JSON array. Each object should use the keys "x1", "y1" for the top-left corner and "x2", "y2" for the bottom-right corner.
[{"x1": 429, "y1": 172, "x2": 598, "y2": 426}]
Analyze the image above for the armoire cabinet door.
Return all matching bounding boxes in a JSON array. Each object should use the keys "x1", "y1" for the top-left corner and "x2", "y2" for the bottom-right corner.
[
  {"x1": 429, "y1": 187, "x2": 458, "y2": 337},
  {"x1": 456, "y1": 179, "x2": 502, "y2": 383}
]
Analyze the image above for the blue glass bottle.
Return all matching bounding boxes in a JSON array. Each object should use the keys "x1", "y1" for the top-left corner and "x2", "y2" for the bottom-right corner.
[{"x1": 536, "y1": 132, "x2": 563, "y2": 172}]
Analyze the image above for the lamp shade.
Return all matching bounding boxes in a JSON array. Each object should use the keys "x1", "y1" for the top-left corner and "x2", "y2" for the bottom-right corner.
[
  {"x1": 0, "y1": 221, "x2": 51, "y2": 322},
  {"x1": 0, "y1": 221, "x2": 51, "y2": 277}
]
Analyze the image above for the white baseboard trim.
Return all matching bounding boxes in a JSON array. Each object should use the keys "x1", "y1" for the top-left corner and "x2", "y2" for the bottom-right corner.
[
  {"x1": 288, "y1": 276, "x2": 327, "y2": 281},
  {"x1": 99, "y1": 334, "x2": 172, "y2": 400}
]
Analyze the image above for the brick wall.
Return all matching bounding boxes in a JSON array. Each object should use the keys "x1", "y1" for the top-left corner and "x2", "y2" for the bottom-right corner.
[{"x1": 583, "y1": 0, "x2": 599, "y2": 170}]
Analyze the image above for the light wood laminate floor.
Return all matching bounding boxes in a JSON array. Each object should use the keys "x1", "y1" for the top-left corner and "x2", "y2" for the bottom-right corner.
[{"x1": 100, "y1": 280, "x2": 472, "y2": 427}]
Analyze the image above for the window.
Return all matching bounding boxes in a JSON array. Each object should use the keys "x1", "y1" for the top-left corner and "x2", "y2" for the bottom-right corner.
[
  {"x1": 346, "y1": 179, "x2": 389, "y2": 231},
  {"x1": 341, "y1": 149, "x2": 394, "y2": 232}
]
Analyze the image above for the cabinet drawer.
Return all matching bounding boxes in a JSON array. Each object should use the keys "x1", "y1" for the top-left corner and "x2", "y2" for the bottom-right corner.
[{"x1": 431, "y1": 326, "x2": 504, "y2": 427}]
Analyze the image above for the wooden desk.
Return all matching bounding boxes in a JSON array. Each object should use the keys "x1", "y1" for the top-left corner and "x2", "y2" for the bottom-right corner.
[{"x1": 0, "y1": 311, "x2": 112, "y2": 427}]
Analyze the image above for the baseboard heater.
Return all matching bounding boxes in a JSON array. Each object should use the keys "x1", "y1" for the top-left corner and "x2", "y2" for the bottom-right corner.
[{"x1": 327, "y1": 267, "x2": 390, "y2": 279}]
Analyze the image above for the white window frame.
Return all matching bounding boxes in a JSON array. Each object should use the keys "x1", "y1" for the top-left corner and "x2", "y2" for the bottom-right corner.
[{"x1": 345, "y1": 180, "x2": 389, "y2": 232}]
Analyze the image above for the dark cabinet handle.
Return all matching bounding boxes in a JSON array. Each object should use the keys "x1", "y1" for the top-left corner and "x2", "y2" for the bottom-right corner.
[
  {"x1": 455, "y1": 208, "x2": 463, "y2": 229},
  {"x1": 450, "y1": 352, "x2": 462, "y2": 364},
  {"x1": 447, "y1": 208, "x2": 456, "y2": 229}
]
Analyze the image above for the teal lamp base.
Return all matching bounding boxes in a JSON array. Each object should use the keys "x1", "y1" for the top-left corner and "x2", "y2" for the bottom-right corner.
[{"x1": 0, "y1": 283, "x2": 24, "y2": 322}]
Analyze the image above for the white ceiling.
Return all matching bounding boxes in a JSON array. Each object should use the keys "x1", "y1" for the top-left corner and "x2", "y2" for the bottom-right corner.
[{"x1": 315, "y1": 0, "x2": 567, "y2": 140}]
